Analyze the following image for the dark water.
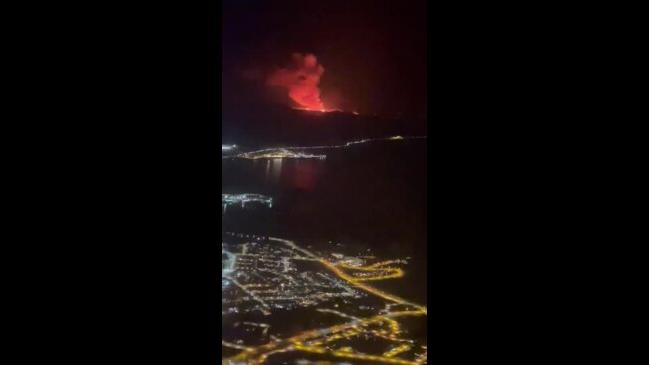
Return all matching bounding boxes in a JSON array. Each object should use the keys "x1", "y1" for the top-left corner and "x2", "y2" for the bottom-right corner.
[{"x1": 222, "y1": 140, "x2": 427, "y2": 305}]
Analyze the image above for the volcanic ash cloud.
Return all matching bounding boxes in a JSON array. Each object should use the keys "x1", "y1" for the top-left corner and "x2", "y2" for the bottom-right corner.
[{"x1": 266, "y1": 53, "x2": 325, "y2": 111}]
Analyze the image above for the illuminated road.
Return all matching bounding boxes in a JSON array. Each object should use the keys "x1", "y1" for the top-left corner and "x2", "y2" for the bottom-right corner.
[
  {"x1": 226, "y1": 309, "x2": 425, "y2": 365},
  {"x1": 273, "y1": 237, "x2": 426, "y2": 313}
]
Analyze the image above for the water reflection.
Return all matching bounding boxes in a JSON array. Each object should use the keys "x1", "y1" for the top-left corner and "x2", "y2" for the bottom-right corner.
[
  {"x1": 261, "y1": 158, "x2": 283, "y2": 184},
  {"x1": 290, "y1": 160, "x2": 321, "y2": 191},
  {"x1": 271, "y1": 158, "x2": 283, "y2": 183},
  {"x1": 258, "y1": 158, "x2": 325, "y2": 191}
]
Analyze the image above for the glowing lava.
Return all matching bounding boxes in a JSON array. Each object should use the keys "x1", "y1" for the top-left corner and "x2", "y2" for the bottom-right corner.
[
  {"x1": 291, "y1": 105, "x2": 360, "y2": 115},
  {"x1": 291, "y1": 106, "x2": 344, "y2": 113}
]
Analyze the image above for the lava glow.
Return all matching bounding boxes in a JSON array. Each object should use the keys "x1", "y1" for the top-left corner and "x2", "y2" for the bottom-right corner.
[
  {"x1": 267, "y1": 53, "x2": 327, "y2": 111},
  {"x1": 292, "y1": 106, "x2": 343, "y2": 113},
  {"x1": 291, "y1": 106, "x2": 361, "y2": 116}
]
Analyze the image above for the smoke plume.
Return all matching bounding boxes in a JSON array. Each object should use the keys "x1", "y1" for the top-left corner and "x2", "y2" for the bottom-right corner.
[{"x1": 266, "y1": 53, "x2": 325, "y2": 111}]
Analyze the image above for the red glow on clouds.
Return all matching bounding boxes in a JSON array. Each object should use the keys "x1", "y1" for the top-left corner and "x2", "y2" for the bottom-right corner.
[{"x1": 267, "y1": 53, "x2": 326, "y2": 111}]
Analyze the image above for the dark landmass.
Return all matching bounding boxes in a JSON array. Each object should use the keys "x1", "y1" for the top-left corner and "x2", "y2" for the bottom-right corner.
[{"x1": 222, "y1": 104, "x2": 427, "y2": 148}]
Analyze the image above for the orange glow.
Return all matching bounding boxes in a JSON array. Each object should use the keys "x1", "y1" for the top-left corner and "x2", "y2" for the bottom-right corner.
[
  {"x1": 291, "y1": 106, "x2": 345, "y2": 113},
  {"x1": 267, "y1": 53, "x2": 327, "y2": 111}
]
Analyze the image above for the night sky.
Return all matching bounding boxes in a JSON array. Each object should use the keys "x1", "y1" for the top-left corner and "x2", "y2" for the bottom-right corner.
[{"x1": 222, "y1": 0, "x2": 427, "y2": 119}]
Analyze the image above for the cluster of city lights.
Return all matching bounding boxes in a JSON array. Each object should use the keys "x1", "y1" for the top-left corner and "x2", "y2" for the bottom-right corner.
[
  {"x1": 222, "y1": 234, "x2": 427, "y2": 365},
  {"x1": 222, "y1": 135, "x2": 427, "y2": 160},
  {"x1": 235, "y1": 148, "x2": 326, "y2": 160},
  {"x1": 222, "y1": 194, "x2": 273, "y2": 212}
]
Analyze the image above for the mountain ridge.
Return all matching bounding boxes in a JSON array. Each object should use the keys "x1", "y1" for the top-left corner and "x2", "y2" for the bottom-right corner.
[{"x1": 222, "y1": 105, "x2": 426, "y2": 147}]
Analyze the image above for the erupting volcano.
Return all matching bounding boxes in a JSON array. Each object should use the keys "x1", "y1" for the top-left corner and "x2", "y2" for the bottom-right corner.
[{"x1": 266, "y1": 53, "x2": 328, "y2": 112}]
